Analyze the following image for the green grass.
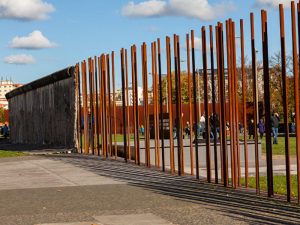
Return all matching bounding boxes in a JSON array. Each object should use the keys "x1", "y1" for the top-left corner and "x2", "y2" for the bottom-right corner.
[
  {"x1": 0, "y1": 150, "x2": 27, "y2": 158},
  {"x1": 240, "y1": 175, "x2": 298, "y2": 197},
  {"x1": 261, "y1": 136, "x2": 297, "y2": 155}
]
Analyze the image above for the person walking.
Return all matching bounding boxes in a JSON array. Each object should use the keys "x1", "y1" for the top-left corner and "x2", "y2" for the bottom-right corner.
[
  {"x1": 258, "y1": 119, "x2": 265, "y2": 139},
  {"x1": 248, "y1": 119, "x2": 254, "y2": 139},
  {"x1": 140, "y1": 125, "x2": 145, "y2": 136},
  {"x1": 271, "y1": 112, "x2": 280, "y2": 144}
]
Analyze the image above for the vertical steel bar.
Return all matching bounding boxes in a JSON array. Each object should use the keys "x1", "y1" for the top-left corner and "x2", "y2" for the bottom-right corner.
[
  {"x1": 191, "y1": 30, "x2": 200, "y2": 179},
  {"x1": 210, "y1": 26, "x2": 218, "y2": 183},
  {"x1": 240, "y1": 19, "x2": 249, "y2": 187},
  {"x1": 226, "y1": 20, "x2": 235, "y2": 186},
  {"x1": 133, "y1": 45, "x2": 141, "y2": 165},
  {"x1": 112, "y1": 52, "x2": 118, "y2": 159},
  {"x1": 94, "y1": 56, "x2": 100, "y2": 155},
  {"x1": 250, "y1": 13, "x2": 260, "y2": 194},
  {"x1": 218, "y1": 23, "x2": 228, "y2": 187},
  {"x1": 75, "y1": 64, "x2": 82, "y2": 153},
  {"x1": 131, "y1": 46, "x2": 138, "y2": 164},
  {"x1": 158, "y1": 38, "x2": 166, "y2": 171},
  {"x1": 166, "y1": 37, "x2": 175, "y2": 173},
  {"x1": 187, "y1": 33, "x2": 194, "y2": 175},
  {"x1": 91, "y1": 58, "x2": 98, "y2": 155},
  {"x1": 261, "y1": 10, "x2": 274, "y2": 197},
  {"x1": 88, "y1": 58, "x2": 95, "y2": 155},
  {"x1": 279, "y1": 4, "x2": 291, "y2": 202},
  {"x1": 102, "y1": 54, "x2": 108, "y2": 157},
  {"x1": 177, "y1": 35, "x2": 184, "y2": 174},
  {"x1": 121, "y1": 49, "x2": 127, "y2": 161},
  {"x1": 98, "y1": 57, "x2": 103, "y2": 156},
  {"x1": 292, "y1": 1, "x2": 300, "y2": 204},
  {"x1": 125, "y1": 50, "x2": 131, "y2": 160},
  {"x1": 81, "y1": 61, "x2": 89, "y2": 154},
  {"x1": 202, "y1": 26, "x2": 212, "y2": 182},
  {"x1": 107, "y1": 54, "x2": 113, "y2": 157},
  {"x1": 216, "y1": 26, "x2": 224, "y2": 182}
]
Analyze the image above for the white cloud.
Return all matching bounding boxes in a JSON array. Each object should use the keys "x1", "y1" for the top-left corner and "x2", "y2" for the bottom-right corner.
[
  {"x1": 122, "y1": 0, "x2": 167, "y2": 17},
  {"x1": 0, "y1": 0, "x2": 55, "y2": 21},
  {"x1": 254, "y1": 0, "x2": 291, "y2": 8},
  {"x1": 184, "y1": 36, "x2": 202, "y2": 51},
  {"x1": 10, "y1": 30, "x2": 57, "y2": 49},
  {"x1": 4, "y1": 54, "x2": 36, "y2": 65},
  {"x1": 122, "y1": 0, "x2": 235, "y2": 21}
]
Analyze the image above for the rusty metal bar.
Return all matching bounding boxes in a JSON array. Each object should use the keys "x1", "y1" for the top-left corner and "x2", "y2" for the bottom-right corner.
[
  {"x1": 94, "y1": 56, "x2": 100, "y2": 155},
  {"x1": 226, "y1": 20, "x2": 234, "y2": 186},
  {"x1": 102, "y1": 54, "x2": 108, "y2": 157},
  {"x1": 210, "y1": 26, "x2": 218, "y2": 183},
  {"x1": 218, "y1": 23, "x2": 228, "y2": 187},
  {"x1": 152, "y1": 42, "x2": 159, "y2": 167},
  {"x1": 133, "y1": 45, "x2": 141, "y2": 165},
  {"x1": 279, "y1": 4, "x2": 291, "y2": 202},
  {"x1": 121, "y1": 49, "x2": 127, "y2": 161},
  {"x1": 186, "y1": 33, "x2": 194, "y2": 176},
  {"x1": 81, "y1": 61, "x2": 89, "y2": 154},
  {"x1": 142, "y1": 43, "x2": 150, "y2": 167},
  {"x1": 91, "y1": 58, "x2": 99, "y2": 156},
  {"x1": 75, "y1": 63, "x2": 82, "y2": 154},
  {"x1": 293, "y1": 1, "x2": 300, "y2": 204},
  {"x1": 107, "y1": 54, "x2": 113, "y2": 157},
  {"x1": 112, "y1": 52, "x2": 118, "y2": 159},
  {"x1": 250, "y1": 13, "x2": 260, "y2": 194},
  {"x1": 240, "y1": 19, "x2": 248, "y2": 187},
  {"x1": 88, "y1": 58, "x2": 95, "y2": 155},
  {"x1": 166, "y1": 37, "x2": 175, "y2": 173},
  {"x1": 191, "y1": 30, "x2": 199, "y2": 179},
  {"x1": 202, "y1": 26, "x2": 212, "y2": 182},
  {"x1": 131, "y1": 46, "x2": 138, "y2": 164},
  {"x1": 98, "y1": 57, "x2": 103, "y2": 156},
  {"x1": 177, "y1": 35, "x2": 184, "y2": 174},
  {"x1": 125, "y1": 50, "x2": 131, "y2": 160},
  {"x1": 215, "y1": 26, "x2": 224, "y2": 182},
  {"x1": 261, "y1": 10, "x2": 274, "y2": 197},
  {"x1": 158, "y1": 38, "x2": 165, "y2": 171}
]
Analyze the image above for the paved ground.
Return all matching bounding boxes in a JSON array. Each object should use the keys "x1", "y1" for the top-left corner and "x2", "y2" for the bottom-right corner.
[{"x1": 1, "y1": 154, "x2": 300, "y2": 225}]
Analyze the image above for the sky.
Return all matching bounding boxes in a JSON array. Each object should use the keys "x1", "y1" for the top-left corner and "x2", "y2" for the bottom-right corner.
[{"x1": 0, "y1": 0, "x2": 297, "y2": 87}]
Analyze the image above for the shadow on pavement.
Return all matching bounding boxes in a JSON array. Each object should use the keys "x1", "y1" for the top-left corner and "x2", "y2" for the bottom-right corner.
[{"x1": 45, "y1": 154, "x2": 300, "y2": 225}]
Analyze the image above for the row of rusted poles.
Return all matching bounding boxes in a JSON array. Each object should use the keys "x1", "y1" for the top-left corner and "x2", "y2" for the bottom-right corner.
[{"x1": 75, "y1": 0, "x2": 300, "y2": 203}]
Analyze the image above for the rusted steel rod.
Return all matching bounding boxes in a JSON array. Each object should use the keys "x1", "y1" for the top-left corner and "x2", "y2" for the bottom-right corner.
[
  {"x1": 152, "y1": 42, "x2": 159, "y2": 167},
  {"x1": 293, "y1": 1, "x2": 300, "y2": 204},
  {"x1": 142, "y1": 43, "x2": 150, "y2": 167},
  {"x1": 106, "y1": 54, "x2": 113, "y2": 157},
  {"x1": 133, "y1": 45, "x2": 140, "y2": 165},
  {"x1": 226, "y1": 20, "x2": 235, "y2": 186},
  {"x1": 98, "y1": 57, "x2": 103, "y2": 155},
  {"x1": 261, "y1": 10, "x2": 274, "y2": 197},
  {"x1": 250, "y1": 13, "x2": 260, "y2": 194},
  {"x1": 88, "y1": 58, "x2": 95, "y2": 155},
  {"x1": 218, "y1": 23, "x2": 228, "y2": 187},
  {"x1": 191, "y1": 30, "x2": 199, "y2": 179},
  {"x1": 186, "y1": 33, "x2": 194, "y2": 176},
  {"x1": 131, "y1": 46, "x2": 138, "y2": 164},
  {"x1": 210, "y1": 26, "x2": 218, "y2": 183},
  {"x1": 102, "y1": 54, "x2": 109, "y2": 157},
  {"x1": 112, "y1": 52, "x2": 118, "y2": 159},
  {"x1": 121, "y1": 49, "x2": 127, "y2": 161},
  {"x1": 91, "y1": 58, "x2": 98, "y2": 156},
  {"x1": 125, "y1": 50, "x2": 131, "y2": 160},
  {"x1": 81, "y1": 61, "x2": 89, "y2": 154},
  {"x1": 158, "y1": 38, "x2": 165, "y2": 171},
  {"x1": 166, "y1": 36, "x2": 175, "y2": 173},
  {"x1": 94, "y1": 56, "x2": 100, "y2": 155},
  {"x1": 177, "y1": 35, "x2": 184, "y2": 174},
  {"x1": 279, "y1": 4, "x2": 291, "y2": 202},
  {"x1": 202, "y1": 26, "x2": 212, "y2": 182},
  {"x1": 75, "y1": 63, "x2": 82, "y2": 153},
  {"x1": 215, "y1": 26, "x2": 224, "y2": 182},
  {"x1": 240, "y1": 19, "x2": 248, "y2": 187}
]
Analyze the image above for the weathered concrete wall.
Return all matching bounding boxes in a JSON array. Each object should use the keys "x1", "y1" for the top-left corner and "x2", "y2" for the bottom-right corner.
[{"x1": 6, "y1": 67, "x2": 76, "y2": 148}]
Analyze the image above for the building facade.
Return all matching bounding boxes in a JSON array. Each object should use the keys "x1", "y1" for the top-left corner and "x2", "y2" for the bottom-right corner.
[{"x1": 0, "y1": 80, "x2": 22, "y2": 109}]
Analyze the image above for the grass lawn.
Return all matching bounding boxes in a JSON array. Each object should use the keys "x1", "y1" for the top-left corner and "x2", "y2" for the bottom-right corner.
[
  {"x1": 240, "y1": 175, "x2": 298, "y2": 197},
  {"x1": 0, "y1": 150, "x2": 27, "y2": 158},
  {"x1": 261, "y1": 136, "x2": 297, "y2": 155}
]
